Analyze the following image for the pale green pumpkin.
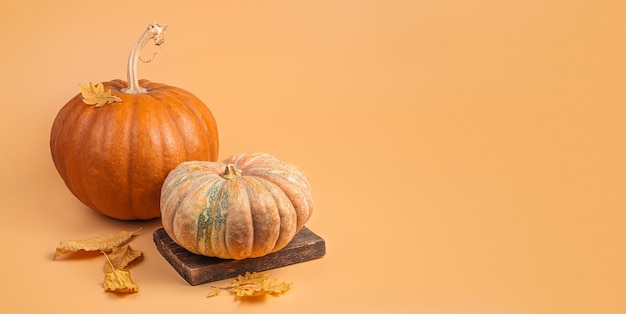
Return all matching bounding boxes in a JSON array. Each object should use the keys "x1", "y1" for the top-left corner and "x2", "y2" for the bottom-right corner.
[{"x1": 160, "y1": 152, "x2": 314, "y2": 260}]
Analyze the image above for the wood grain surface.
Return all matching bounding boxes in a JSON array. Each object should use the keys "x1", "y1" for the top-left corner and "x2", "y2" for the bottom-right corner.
[{"x1": 153, "y1": 227, "x2": 326, "y2": 285}]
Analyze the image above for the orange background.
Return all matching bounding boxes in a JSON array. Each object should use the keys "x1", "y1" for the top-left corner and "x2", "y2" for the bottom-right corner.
[{"x1": 1, "y1": 0, "x2": 625, "y2": 313}]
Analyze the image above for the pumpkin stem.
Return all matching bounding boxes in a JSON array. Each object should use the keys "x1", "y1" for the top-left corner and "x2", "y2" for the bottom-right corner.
[
  {"x1": 222, "y1": 164, "x2": 243, "y2": 180},
  {"x1": 121, "y1": 22, "x2": 168, "y2": 94}
]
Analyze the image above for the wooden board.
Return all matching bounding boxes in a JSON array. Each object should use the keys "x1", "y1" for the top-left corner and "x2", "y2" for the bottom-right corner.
[{"x1": 153, "y1": 227, "x2": 326, "y2": 286}]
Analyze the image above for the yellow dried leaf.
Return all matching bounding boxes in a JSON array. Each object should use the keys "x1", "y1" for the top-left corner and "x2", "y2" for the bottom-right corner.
[
  {"x1": 103, "y1": 251, "x2": 139, "y2": 293},
  {"x1": 262, "y1": 278, "x2": 292, "y2": 294},
  {"x1": 230, "y1": 272, "x2": 268, "y2": 296},
  {"x1": 206, "y1": 287, "x2": 221, "y2": 298},
  {"x1": 104, "y1": 244, "x2": 142, "y2": 271},
  {"x1": 54, "y1": 229, "x2": 140, "y2": 260},
  {"x1": 104, "y1": 269, "x2": 139, "y2": 293},
  {"x1": 79, "y1": 82, "x2": 122, "y2": 107},
  {"x1": 229, "y1": 272, "x2": 291, "y2": 297}
]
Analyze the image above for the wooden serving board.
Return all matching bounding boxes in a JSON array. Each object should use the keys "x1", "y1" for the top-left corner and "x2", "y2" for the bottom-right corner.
[{"x1": 153, "y1": 227, "x2": 326, "y2": 286}]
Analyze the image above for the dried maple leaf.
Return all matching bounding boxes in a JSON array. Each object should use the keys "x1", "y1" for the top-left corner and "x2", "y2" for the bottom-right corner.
[
  {"x1": 262, "y1": 278, "x2": 293, "y2": 294},
  {"x1": 79, "y1": 82, "x2": 122, "y2": 107},
  {"x1": 228, "y1": 272, "x2": 291, "y2": 297},
  {"x1": 206, "y1": 287, "x2": 221, "y2": 298},
  {"x1": 103, "y1": 252, "x2": 138, "y2": 293},
  {"x1": 104, "y1": 244, "x2": 142, "y2": 271},
  {"x1": 54, "y1": 229, "x2": 140, "y2": 260},
  {"x1": 206, "y1": 272, "x2": 291, "y2": 299},
  {"x1": 230, "y1": 272, "x2": 269, "y2": 296}
]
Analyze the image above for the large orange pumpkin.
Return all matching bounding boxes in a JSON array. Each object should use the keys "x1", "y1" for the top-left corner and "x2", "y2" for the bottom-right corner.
[{"x1": 50, "y1": 23, "x2": 219, "y2": 220}]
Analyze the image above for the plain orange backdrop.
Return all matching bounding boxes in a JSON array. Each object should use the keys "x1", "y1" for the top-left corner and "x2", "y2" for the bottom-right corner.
[{"x1": 1, "y1": 0, "x2": 625, "y2": 313}]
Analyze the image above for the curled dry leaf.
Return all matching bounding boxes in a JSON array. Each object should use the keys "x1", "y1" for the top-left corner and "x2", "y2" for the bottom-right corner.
[
  {"x1": 104, "y1": 244, "x2": 142, "y2": 271},
  {"x1": 54, "y1": 229, "x2": 140, "y2": 260}
]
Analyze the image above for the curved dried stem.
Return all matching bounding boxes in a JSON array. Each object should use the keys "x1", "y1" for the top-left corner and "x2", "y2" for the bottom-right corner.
[{"x1": 122, "y1": 22, "x2": 168, "y2": 94}]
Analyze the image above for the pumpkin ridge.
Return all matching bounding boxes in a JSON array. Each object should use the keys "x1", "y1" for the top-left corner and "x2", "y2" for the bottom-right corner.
[
  {"x1": 213, "y1": 180, "x2": 232, "y2": 258},
  {"x1": 245, "y1": 167, "x2": 312, "y2": 232},
  {"x1": 226, "y1": 154, "x2": 313, "y2": 232},
  {"x1": 106, "y1": 79, "x2": 128, "y2": 92},
  {"x1": 179, "y1": 93, "x2": 219, "y2": 160},
  {"x1": 158, "y1": 88, "x2": 217, "y2": 161},
  {"x1": 50, "y1": 97, "x2": 83, "y2": 189},
  {"x1": 240, "y1": 176, "x2": 282, "y2": 257},
  {"x1": 149, "y1": 100, "x2": 173, "y2": 217},
  {"x1": 227, "y1": 152, "x2": 270, "y2": 171},
  {"x1": 155, "y1": 102, "x2": 182, "y2": 180},
  {"x1": 161, "y1": 164, "x2": 206, "y2": 201},
  {"x1": 249, "y1": 162, "x2": 312, "y2": 191},
  {"x1": 162, "y1": 96, "x2": 189, "y2": 161},
  {"x1": 196, "y1": 178, "x2": 225, "y2": 255},
  {"x1": 142, "y1": 91, "x2": 178, "y2": 186},
  {"x1": 86, "y1": 102, "x2": 125, "y2": 216},
  {"x1": 170, "y1": 89, "x2": 218, "y2": 161},
  {"x1": 63, "y1": 100, "x2": 101, "y2": 211},
  {"x1": 141, "y1": 80, "x2": 168, "y2": 91},
  {"x1": 129, "y1": 94, "x2": 177, "y2": 219},
  {"x1": 165, "y1": 170, "x2": 221, "y2": 254},
  {"x1": 156, "y1": 91, "x2": 194, "y2": 160},
  {"x1": 123, "y1": 99, "x2": 139, "y2": 218},
  {"x1": 250, "y1": 176, "x2": 297, "y2": 253},
  {"x1": 160, "y1": 168, "x2": 191, "y2": 242},
  {"x1": 222, "y1": 178, "x2": 254, "y2": 260}
]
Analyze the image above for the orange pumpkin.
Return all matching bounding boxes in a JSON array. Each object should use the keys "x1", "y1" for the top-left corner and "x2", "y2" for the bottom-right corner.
[
  {"x1": 160, "y1": 152, "x2": 314, "y2": 259},
  {"x1": 50, "y1": 23, "x2": 219, "y2": 220}
]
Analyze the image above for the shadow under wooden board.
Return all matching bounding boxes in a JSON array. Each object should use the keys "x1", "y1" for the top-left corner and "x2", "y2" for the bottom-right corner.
[{"x1": 153, "y1": 227, "x2": 326, "y2": 286}]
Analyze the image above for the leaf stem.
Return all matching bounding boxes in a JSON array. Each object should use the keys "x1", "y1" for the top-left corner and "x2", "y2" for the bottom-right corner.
[
  {"x1": 102, "y1": 251, "x2": 115, "y2": 269},
  {"x1": 210, "y1": 285, "x2": 231, "y2": 290},
  {"x1": 121, "y1": 22, "x2": 167, "y2": 94}
]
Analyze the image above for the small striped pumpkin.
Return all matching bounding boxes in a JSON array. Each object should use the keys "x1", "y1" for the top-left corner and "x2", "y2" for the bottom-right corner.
[{"x1": 160, "y1": 152, "x2": 314, "y2": 259}]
